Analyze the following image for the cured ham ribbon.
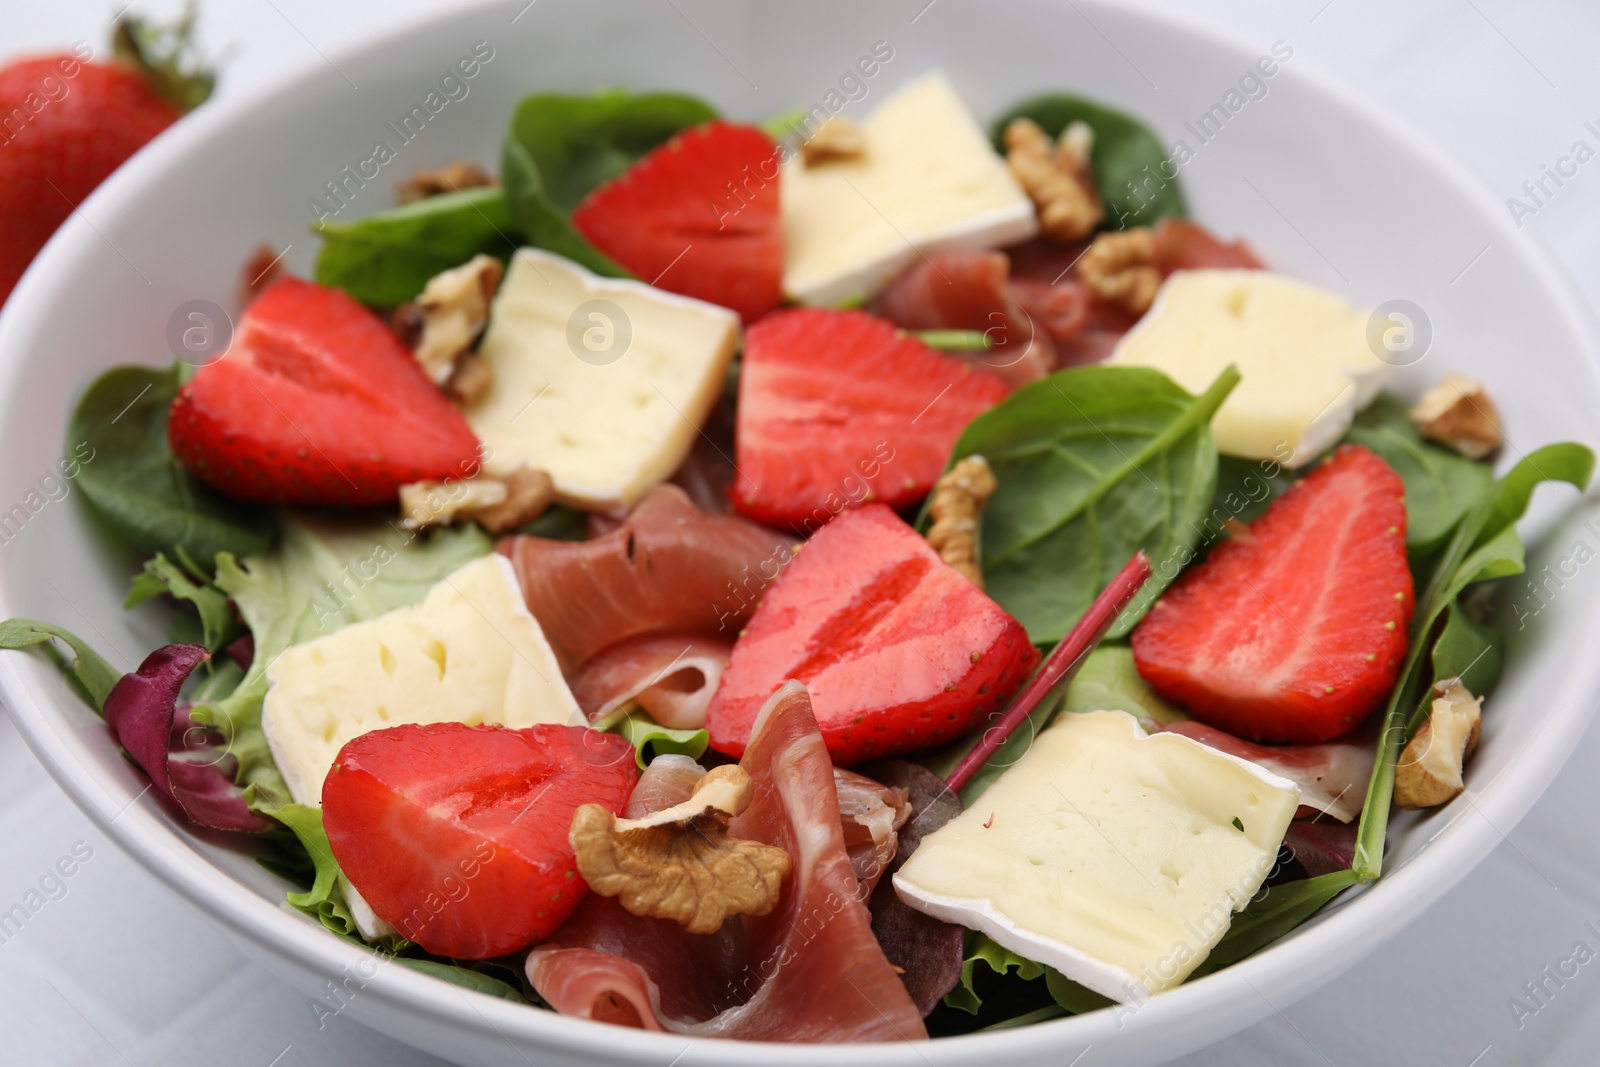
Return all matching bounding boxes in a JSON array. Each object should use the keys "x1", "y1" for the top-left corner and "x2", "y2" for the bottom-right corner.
[{"x1": 527, "y1": 682, "x2": 927, "y2": 1041}]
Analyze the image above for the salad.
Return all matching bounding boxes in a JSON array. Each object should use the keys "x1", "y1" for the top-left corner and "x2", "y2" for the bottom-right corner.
[{"x1": 3, "y1": 59, "x2": 1593, "y2": 1042}]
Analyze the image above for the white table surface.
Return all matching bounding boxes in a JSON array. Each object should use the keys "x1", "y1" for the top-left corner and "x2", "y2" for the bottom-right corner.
[{"x1": 5, "y1": 1, "x2": 1600, "y2": 1064}]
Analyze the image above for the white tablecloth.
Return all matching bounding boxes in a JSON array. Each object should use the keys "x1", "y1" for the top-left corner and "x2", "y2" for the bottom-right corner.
[{"x1": 5, "y1": 1, "x2": 1599, "y2": 1063}]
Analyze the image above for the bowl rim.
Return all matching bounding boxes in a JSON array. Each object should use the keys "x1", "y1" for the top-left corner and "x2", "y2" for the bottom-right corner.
[{"x1": 3, "y1": 0, "x2": 1599, "y2": 1062}]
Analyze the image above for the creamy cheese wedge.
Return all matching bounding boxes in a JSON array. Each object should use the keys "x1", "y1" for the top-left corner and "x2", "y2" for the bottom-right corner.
[
  {"x1": 261, "y1": 553, "x2": 583, "y2": 807},
  {"x1": 465, "y1": 247, "x2": 740, "y2": 511},
  {"x1": 781, "y1": 72, "x2": 1038, "y2": 305},
  {"x1": 1110, "y1": 269, "x2": 1393, "y2": 467},
  {"x1": 893, "y1": 709, "x2": 1299, "y2": 1002}
]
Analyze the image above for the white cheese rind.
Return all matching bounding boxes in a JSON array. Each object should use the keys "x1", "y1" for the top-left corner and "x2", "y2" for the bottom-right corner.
[
  {"x1": 781, "y1": 72, "x2": 1038, "y2": 306},
  {"x1": 1110, "y1": 269, "x2": 1393, "y2": 467},
  {"x1": 261, "y1": 554, "x2": 583, "y2": 807},
  {"x1": 466, "y1": 248, "x2": 740, "y2": 511},
  {"x1": 893, "y1": 709, "x2": 1299, "y2": 1002}
]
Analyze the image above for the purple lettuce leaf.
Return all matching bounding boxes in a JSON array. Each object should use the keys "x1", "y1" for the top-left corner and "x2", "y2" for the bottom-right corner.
[{"x1": 103, "y1": 643, "x2": 275, "y2": 833}]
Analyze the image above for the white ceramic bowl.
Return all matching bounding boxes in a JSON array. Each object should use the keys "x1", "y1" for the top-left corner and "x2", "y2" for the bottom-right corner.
[{"x1": 3, "y1": 2, "x2": 1599, "y2": 1064}]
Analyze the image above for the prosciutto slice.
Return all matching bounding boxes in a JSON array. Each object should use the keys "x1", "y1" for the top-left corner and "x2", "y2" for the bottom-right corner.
[
  {"x1": 499, "y1": 485, "x2": 796, "y2": 671},
  {"x1": 568, "y1": 633, "x2": 732, "y2": 730},
  {"x1": 1157, "y1": 720, "x2": 1374, "y2": 822},
  {"x1": 527, "y1": 682, "x2": 927, "y2": 1041},
  {"x1": 873, "y1": 250, "x2": 1058, "y2": 388},
  {"x1": 833, "y1": 769, "x2": 910, "y2": 896}
]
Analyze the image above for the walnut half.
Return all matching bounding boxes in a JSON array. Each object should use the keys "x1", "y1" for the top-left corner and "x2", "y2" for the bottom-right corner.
[
  {"x1": 1078, "y1": 227, "x2": 1161, "y2": 317},
  {"x1": 1004, "y1": 117, "x2": 1104, "y2": 242},
  {"x1": 395, "y1": 159, "x2": 495, "y2": 205},
  {"x1": 802, "y1": 116, "x2": 866, "y2": 166},
  {"x1": 400, "y1": 468, "x2": 554, "y2": 534},
  {"x1": 926, "y1": 455, "x2": 998, "y2": 588},
  {"x1": 1410, "y1": 374, "x2": 1503, "y2": 460},
  {"x1": 395, "y1": 254, "x2": 504, "y2": 397},
  {"x1": 1394, "y1": 678, "x2": 1482, "y2": 809},
  {"x1": 569, "y1": 765, "x2": 792, "y2": 935}
]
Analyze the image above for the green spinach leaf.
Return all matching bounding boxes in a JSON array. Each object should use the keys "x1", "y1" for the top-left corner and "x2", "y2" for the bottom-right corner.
[
  {"x1": 1430, "y1": 602, "x2": 1503, "y2": 698},
  {"x1": 1060, "y1": 645, "x2": 1186, "y2": 723},
  {"x1": 394, "y1": 958, "x2": 527, "y2": 1003},
  {"x1": 1354, "y1": 443, "x2": 1593, "y2": 880},
  {"x1": 501, "y1": 89, "x2": 718, "y2": 275},
  {"x1": 70, "y1": 365, "x2": 274, "y2": 568},
  {"x1": 1192, "y1": 869, "x2": 1359, "y2": 977},
  {"x1": 1345, "y1": 392, "x2": 1494, "y2": 553},
  {"x1": 947, "y1": 364, "x2": 1238, "y2": 643},
  {"x1": 991, "y1": 94, "x2": 1186, "y2": 228},
  {"x1": 0, "y1": 619, "x2": 121, "y2": 711},
  {"x1": 312, "y1": 186, "x2": 520, "y2": 306}
]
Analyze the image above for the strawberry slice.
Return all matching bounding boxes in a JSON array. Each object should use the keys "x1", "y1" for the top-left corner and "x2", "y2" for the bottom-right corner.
[
  {"x1": 1131, "y1": 445, "x2": 1414, "y2": 743},
  {"x1": 322, "y1": 722, "x2": 638, "y2": 959},
  {"x1": 706, "y1": 504, "x2": 1039, "y2": 765},
  {"x1": 731, "y1": 308, "x2": 1010, "y2": 530},
  {"x1": 168, "y1": 276, "x2": 480, "y2": 506},
  {"x1": 571, "y1": 121, "x2": 782, "y2": 322}
]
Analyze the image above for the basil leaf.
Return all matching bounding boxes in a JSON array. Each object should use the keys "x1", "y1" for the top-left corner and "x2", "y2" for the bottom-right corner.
[
  {"x1": 1344, "y1": 393, "x2": 1494, "y2": 552},
  {"x1": 949, "y1": 364, "x2": 1238, "y2": 643},
  {"x1": 1060, "y1": 646, "x2": 1185, "y2": 724},
  {"x1": 312, "y1": 187, "x2": 519, "y2": 306},
  {"x1": 1192, "y1": 869, "x2": 1358, "y2": 976},
  {"x1": 0, "y1": 618, "x2": 121, "y2": 711},
  {"x1": 501, "y1": 89, "x2": 718, "y2": 275},
  {"x1": 70, "y1": 365, "x2": 274, "y2": 568},
  {"x1": 991, "y1": 94, "x2": 1186, "y2": 228},
  {"x1": 1353, "y1": 443, "x2": 1593, "y2": 880}
]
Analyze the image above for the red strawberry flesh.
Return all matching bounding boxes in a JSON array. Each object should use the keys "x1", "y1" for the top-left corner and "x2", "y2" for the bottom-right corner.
[
  {"x1": 572, "y1": 120, "x2": 783, "y2": 322},
  {"x1": 731, "y1": 308, "x2": 1010, "y2": 530},
  {"x1": 706, "y1": 504, "x2": 1039, "y2": 765},
  {"x1": 322, "y1": 722, "x2": 638, "y2": 959},
  {"x1": 1131, "y1": 445, "x2": 1414, "y2": 743},
  {"x1": 168, "y1": 276, "x2": 481, "y2": 506}
]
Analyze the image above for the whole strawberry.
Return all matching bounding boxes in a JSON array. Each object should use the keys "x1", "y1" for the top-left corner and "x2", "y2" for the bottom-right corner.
[{"x1": 0, "y1": 8, "x2": 213, "y2": 306}]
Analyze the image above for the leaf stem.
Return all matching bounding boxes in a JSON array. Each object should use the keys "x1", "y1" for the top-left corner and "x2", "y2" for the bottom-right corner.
[
  {"x1": 913, "y1": 330, "x2": 994, "y2": 351},
  {"x1": 945, "y1": 550, "x2": 1152, "y2": 793}
]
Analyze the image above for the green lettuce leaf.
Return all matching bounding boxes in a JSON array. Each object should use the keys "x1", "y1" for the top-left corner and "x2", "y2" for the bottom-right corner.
[
  {"x1": 501, "y1": 89, "x2": 717, "y2": 275},
  {"x1": 69, "y1": 364, "x2": 274, "y2": 566},
  {"x1": 0, "y1": 618, "x2": 121, "y2": 711},
  {"x1": 990, "y1": 94, "x2": 1187, "y2": 228},
  {"x1": 266, "y1": 802, "x2": 358, "y2": 937},
  {"x1": 312, "y1": 186, "x2": 520, "y2": 306},
  {"x1": 946, "y1": 932, "x2": 1112, "y2": 1018},
  {"x1": 601, "y1": 707, "x2": 710, "y2": 769},
  {"x1": 941, "y1": 364, "x2": 1237, "y2": 642},
  {"x1": 124, "y1": 551, "x2": 241, "y2": 653},
  {"x1": 192, "y1": 514, "x2": 492, "y2": 807}
]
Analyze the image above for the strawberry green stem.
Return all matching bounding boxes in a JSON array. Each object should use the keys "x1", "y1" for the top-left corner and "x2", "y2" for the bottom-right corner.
[
  {"x1": 113, "y1": 1, "x2": 215, "y2": 112},
  {"x1": 945, "y1": 549, "x2": 1152, "y2": 793}
]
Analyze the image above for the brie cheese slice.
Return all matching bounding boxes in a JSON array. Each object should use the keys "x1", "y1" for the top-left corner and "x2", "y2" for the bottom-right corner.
[{"x1": 894, "y1": 709, "x2": 1300, "y2": 1002}]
